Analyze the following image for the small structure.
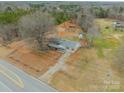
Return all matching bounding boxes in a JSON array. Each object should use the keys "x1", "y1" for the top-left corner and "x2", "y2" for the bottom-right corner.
[
  {"x1": 48, "y1": 38, "x2": 81, "y2": 53},
  {"x1": 78, "y1": 32, "x2": 84, "y2": 40},
  {"x1": 112, "y1": 21, "x2": 124, "y2": 30}
]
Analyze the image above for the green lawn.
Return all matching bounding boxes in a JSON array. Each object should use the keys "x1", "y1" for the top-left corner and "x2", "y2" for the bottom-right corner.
[{"x1": 94, "y1": 37, "x2": 119, "y2": 49}]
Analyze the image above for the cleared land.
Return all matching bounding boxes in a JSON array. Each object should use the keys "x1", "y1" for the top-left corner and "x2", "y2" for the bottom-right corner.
[
  {"x1": 0, "y1": 40, "x2": 62, "y2": 78},
  {"x1": 57, "y1": 20, "x2": 81, "y2": 41}
]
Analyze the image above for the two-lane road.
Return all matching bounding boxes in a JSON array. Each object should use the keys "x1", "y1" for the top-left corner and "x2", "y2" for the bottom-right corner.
[{"x1": 0, "y1": 60, "x2": 56, "y2": 92}]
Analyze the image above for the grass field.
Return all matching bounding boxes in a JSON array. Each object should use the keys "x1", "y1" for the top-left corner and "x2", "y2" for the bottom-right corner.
[{"x1": 94, "y1": 18, "x2": 124, "y2": 58}]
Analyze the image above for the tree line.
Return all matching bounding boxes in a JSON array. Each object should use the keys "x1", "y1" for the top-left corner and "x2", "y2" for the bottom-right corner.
[
  {"x1": 0, "y1": 3, "x2": 124, "y2": 50},
  {"x1": 90, "y1": 6, "x2": 124, "y2": 20}
]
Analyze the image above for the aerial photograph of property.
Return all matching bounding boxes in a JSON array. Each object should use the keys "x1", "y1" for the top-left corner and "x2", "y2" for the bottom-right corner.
[{"x1": 0, "y1": 0, "x2": 124, "y2": 92}]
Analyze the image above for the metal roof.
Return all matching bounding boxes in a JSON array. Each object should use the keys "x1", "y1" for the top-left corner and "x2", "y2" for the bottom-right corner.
[
  {"x1": 49, "y1": 38, "x2": 81, "y2": 50},
  {"x1": 60, "y1": 40, "x2": 80, "y2": 49}
]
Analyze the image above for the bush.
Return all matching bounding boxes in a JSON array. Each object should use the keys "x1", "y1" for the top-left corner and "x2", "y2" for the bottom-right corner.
[{"x1": 0, "y1": 24, "x2": 19, "y2": 43}]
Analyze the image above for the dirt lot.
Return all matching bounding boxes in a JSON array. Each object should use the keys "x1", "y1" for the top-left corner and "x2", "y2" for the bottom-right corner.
[
  {"x1": 57, "y1": 20, "x2": 81, "y2": 40},
  {"x1": 0, "y1": 40, "x2": 62, "y2": 78}
]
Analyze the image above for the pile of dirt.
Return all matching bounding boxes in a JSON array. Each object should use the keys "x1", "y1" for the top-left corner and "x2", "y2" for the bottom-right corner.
[
  {"x1": 57, "y1": 20, "x2": 81, "y2": 38},
  {"x1": 58, "y1": 20, "x2": 79, "y2": 29}
]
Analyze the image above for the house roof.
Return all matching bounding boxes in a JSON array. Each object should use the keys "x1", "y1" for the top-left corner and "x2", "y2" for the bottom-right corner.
[
  {"x1": 49, "y1": 38, "x2": 81, "y2": 50},
  {"x1": 60, "y1": 40, "x2": 80, "y2": 49}
]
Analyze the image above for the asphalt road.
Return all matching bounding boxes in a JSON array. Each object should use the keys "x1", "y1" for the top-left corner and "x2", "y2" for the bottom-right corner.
[{"x1": 0, "y1": 60, "x2": 56, "y2": 92}]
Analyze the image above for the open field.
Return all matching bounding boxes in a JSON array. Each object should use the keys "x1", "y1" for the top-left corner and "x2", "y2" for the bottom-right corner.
[
  {"x1": 50, "y1": 48, "x2": 124, "y2": 91},
  {"x1": 49, "y1": 18, "x2": 124, "y2": 91},
  {"x1": 95, "y1": 18, "x2": 124, "y2": 35}
]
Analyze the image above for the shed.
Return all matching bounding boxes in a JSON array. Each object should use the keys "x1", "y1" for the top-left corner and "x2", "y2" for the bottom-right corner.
[{"x1": 112, "y1": 21, "x2": 124, "y2": 29}]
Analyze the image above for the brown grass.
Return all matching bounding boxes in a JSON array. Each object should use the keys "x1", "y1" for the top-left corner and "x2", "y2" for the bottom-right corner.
[{"x1": 50, "y1": 48, "x2": 122, "y2": 91}]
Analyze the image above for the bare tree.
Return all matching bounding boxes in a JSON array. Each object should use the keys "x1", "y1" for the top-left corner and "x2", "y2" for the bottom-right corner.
[
  {"x1": 108, "y1": 6, "x2": 124, "y2": 20},
  {"x1": 0, "y1": 24, "x2": 19, "y2": 44},
  {"x1": 87, "y1": 25, "x2": 100, "y2": 46},
  {"x1": 18, "y1": 11, "x2": 55, "y2": 50},
  {"x1": 76, "y1": 8, "x2": 99, "y2": 47}
]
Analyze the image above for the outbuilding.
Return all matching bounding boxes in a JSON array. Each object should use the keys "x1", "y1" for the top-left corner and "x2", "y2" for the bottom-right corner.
[{"x1": 112, "y1": 21, "x2": 124, "y2": 30}]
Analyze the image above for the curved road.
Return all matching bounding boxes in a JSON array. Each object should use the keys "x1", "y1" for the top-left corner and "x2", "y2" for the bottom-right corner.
[{"x1": 0, "y1": 60, "x2": 56, "y2": 92}]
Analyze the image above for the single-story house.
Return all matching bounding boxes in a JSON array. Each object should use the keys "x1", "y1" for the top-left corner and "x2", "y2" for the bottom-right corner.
[{"x1": 48, "y1": 38, "x2": 81, "y2": 53}]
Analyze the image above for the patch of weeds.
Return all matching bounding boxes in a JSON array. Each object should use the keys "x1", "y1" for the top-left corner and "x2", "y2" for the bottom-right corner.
[
  {"x1": 94, "y1": 37, "x2": 119, "y2": 49},
  {"x1": 97, "y1": 48, "x2": 104, "y2": 58},
  {"x1": 94, "y1": 37, "x2": 120, "y2": 58},
  {"x1": 102, "y1": 26, "x2": 124, "y2": 35},
  {"x1": 102, "y1": 27, "x2": 114, "y2": 35}
]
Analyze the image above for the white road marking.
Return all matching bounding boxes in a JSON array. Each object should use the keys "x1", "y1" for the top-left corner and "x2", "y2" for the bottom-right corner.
[
  {"x1": 0, "y1": 60, "x2": 56, "y2": 91},
  {"x1": 0, "y1": 64, "x2": 24, "y2": 88},
  {"x1": 0, "y1": 81, "x2": 12, "y2": 91}
]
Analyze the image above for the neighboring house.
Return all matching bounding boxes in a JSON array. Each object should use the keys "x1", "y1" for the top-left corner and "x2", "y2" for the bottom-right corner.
[
  {"x1": 48, "y1": 38, "x2": 81, "y2": 52},
  {"x1": 112, "y1": 21, "x2": 124, "y2": 30}
]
